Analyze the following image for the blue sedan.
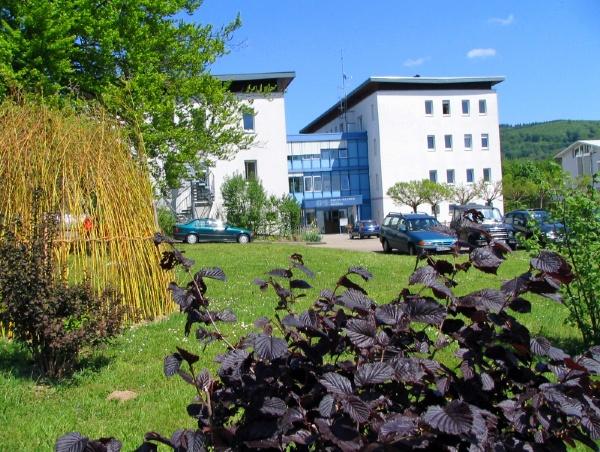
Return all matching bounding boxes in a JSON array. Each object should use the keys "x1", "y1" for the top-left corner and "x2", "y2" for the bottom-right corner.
[{"x1": 173, "y1": 218, "x2": 253, "y2": 244}]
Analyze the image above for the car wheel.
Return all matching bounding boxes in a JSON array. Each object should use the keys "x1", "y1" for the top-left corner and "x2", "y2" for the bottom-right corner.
[
  {"x1": 408, "y1": 244, "x2": 416, "y2": 256},
  {"x1": 238, "y1": 234, "x2": 250, "y2": 244},
  {"x1": 186, "y1": 234, "x2": 198, "y2": 244},
  {"x1": 382, "y1": 239, "x2": 391, "y2": 253}
]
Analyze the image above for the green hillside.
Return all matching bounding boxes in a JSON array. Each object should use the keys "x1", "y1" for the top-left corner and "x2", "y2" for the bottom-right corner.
[{"x1": 500, "y1": 120, "x2": 600, "y2": 160}]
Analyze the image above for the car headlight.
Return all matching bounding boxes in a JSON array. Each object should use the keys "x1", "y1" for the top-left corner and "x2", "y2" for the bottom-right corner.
[{"x1": 418, "y1": 240, "x2": 433, "y2": 246}]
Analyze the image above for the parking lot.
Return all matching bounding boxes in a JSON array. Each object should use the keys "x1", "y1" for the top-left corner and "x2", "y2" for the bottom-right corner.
[{"x1": 315, "y1": 233, "x2": 383, "y2": 253}]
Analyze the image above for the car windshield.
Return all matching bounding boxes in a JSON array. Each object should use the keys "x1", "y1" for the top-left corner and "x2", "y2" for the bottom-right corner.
[
  {"x1": 480, "y1": 207, "x2": 503, "y2": 222},
  {"x1": 407, "y1": 218, "x2": 439, "y2": 230},
  {"x1": 529, "y1": 211, "x2": 551, "y2": 223}
]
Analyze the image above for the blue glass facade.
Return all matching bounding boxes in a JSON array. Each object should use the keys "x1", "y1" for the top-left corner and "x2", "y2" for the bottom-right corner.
[{"x1": 287, "y1": 132, "x2": 371, "y2": 233}]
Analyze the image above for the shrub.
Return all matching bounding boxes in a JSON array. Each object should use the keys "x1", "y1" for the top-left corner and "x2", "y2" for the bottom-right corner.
[
  {"x1": 157, "y1": 206, "x2": 177, "y2": 236},
  {"x1": 58, "y1": 233, "x2": 600, "y2": 450},
  {"x1": 0, "y1": 211, "x2": 125, "y2": 379},
  {"x1": 301, "y1": 224, "x2": 322, "y2": 242},
  {"x1": 551, "y1": 182, "x2": 600, "y2": 346}
]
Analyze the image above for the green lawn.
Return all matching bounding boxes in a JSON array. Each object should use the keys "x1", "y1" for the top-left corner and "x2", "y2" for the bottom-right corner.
[{"x1": 0, "y1": 242, "x2": 582, "y2": 450}]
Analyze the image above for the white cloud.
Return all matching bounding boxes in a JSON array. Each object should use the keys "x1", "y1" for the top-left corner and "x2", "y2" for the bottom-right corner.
[
  {"x1": 403, "y1": 57, "x2": 429, "y2": 68},
  {"x1": 467, "y1": 48, "x2": 496, "y2": 59},
  {"x1": 489, "y1": 14, "x2": 514, "y2": 26}
]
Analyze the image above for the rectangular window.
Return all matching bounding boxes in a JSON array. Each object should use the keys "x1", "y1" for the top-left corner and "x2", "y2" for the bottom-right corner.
[
  {"x1": 462, "y1": 99, "x2": 470, "y2": 115},
  {"x1": 244, "y1": 160, "x2": 257, "y2": 180},
  {"x1": 242, "y1": 112, "x2": 255, "y2": 131},
  {"x1": 429, "y1": 170, "x2": 438, "y2": 183},
  {"x1": 304, "y1": 176, "x2": 313, "y2": 192},
  {"x1": 341, "y1": 174, "x2": 350, "y2": 190},
  {"x1": 339, "y1": 123, "x2": 344, "y2": 132},
  {"x1": 357, "y1": 115, "x2": 363, "y2": 131},
  {"x1": 444, "y1": 134, "x2": 453, "y2": 150},
  {"x1": 427, "y1": 135, "x2": 435, "y2": 150},
  {"x1": 483, "y1": 168, "x2": 491, "y2": 182},
  {"x1": 425, "y1": 100, "x2": 433, "y2": 115},
  {"x1": 466, "y1": 168, "x2": 475, "y2": 183},
  {"x1": 446, "y1": 169, "x2": 455, "y2": 184},
  {"x1": 332, "y1": 173, "x2": 341, "y2": 191},
  {"x1": 479, "y1": 99, "x2": 487, "y2": 114},
  {"x1": 338, "y1": 148, "x2": 349, "y2": 158},
  {"x1": 288, "y1": 176, "x2": 302, "y2": 193},
  {"x1": 464, "y1": 134, "x2": 472, "y2": 150},
  {"x1": 322, "y1": 174, "x2": 331, "y2": 192},
  {"x1": 481, "y1": 133, "x2": 489, "y2": 149},
  {"x1": 313, "y1": 175, "x2": 322, "y2": 192},
  {"x1": 442, "y1": 100, "x2": 450, "y2": 115}
]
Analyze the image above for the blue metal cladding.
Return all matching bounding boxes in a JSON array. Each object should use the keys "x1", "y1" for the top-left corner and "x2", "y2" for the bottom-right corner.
[{"x1": 287, "y1": 133, "x2": 372, "y2": 220}]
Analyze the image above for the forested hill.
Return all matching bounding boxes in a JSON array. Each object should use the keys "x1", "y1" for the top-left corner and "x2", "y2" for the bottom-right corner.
[{"x1": 500, "y1": 120, "x2": 600, "y2": 160}]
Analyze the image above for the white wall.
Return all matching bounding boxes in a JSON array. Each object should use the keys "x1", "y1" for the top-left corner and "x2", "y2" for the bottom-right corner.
[
  {"x1": 314, "y1": 88, "x2": 503, "y2": 224},
  {"x1": 209, "y1": 92, "x2": 290, "y2": 218}
]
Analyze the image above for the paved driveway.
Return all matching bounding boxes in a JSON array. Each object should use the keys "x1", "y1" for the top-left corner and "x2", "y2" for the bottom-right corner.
[{"x1": 314, "y1": 233, "x2": 383, "y2": 253}]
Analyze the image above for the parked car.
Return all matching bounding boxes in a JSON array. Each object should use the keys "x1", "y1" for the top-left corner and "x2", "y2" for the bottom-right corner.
[
  {"x1": 173, "y1": 218, "x2": 253, "y2": 244},
  {"x1": 379, "y1": 212, "x2": 457, "y2": 255},
  {"x1": 503, "y1": 209, "x2": 564, "y2": 244},
  {"x1": 349, "y1": 220, "x2": 380, "y2": 239},
  {"x1": 449, "y1": 204, "x2": 517, "y2": 249}
]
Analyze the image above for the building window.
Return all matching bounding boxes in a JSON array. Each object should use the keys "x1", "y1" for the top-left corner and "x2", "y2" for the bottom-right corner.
[
  {"x1": 341, "y1": 174, "x2": 350, "y2": 190},
  {"x1": 304, "y1": 176, "x2": 313, "y2": 192},
  {"x1": 444, "y1": 134, "x2": 453, "y2": 150},
  {"x1": 427, "y1": 135, "x2": 435, "y2": 151},
  {"x1": 242, "y1": 112, "x2": 255, "y2": 131},
  {"x1": 466, "y1": 168, "x2": 475, "y2": 183},
  {"x1": 244, "y1": 160, "x2": 257, "y2": 180},
  {"x1": 442, "y1": 100, "x2": 450, "y2": 115},
  {"x1": 332, "y1": 174, "x2": 341, "y2": 191},
  {"x1": 429, "y1": 170, "x2": 438, "y2": 182},
  {"x1": 481, "y1": 133, "x2": 489, "y2": 149},
  {"x1": 446, "y1": 169, "x2": 455, "y2": 184},
  {"x1": 288, "y1": 176, "x2": 302, "y2": 193},
  {"x1": 339, "y1": 148, "x2": 348, "y2": 158},
  {"x1": 313, "y1": 175, "x2": 322, "y2": 192},
  {"x1": 322, "y1": 174, "x2": 331, "y2": 192},
  {"x1": 462, "y1": 99, "x2": 470, "y2": 115},
  {"x1": 464, "y1": 134, "x2": 472, "y2": 150},
  {"x1": 479, "y1": 99, "x2": 487, "y2": 114},
  {"x1": 339, "y1": 123, "x2": 344, "y2": 132},
  {"x1": 425, "y1": 100, "x2": 433, "y2": 115},
  {"x1": 483, "y1": 168, "x2": 491, "y2": 182}
]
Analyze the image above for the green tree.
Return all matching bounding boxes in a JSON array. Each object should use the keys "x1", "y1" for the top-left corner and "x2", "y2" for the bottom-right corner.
[
  {"x1": 0, "y1": 0, "x2": 253, "y2": 188},
  {"x1": 221, "y1": 174, "x2": 267, "y2": 233},
  {"x1": 278, "y1": 195, "x2": 301, "y2": 237},
  {"x1": 502, "y1": 160, "x2": 567, "y2": 210},
  {"x1": 475, "y1": 179, "x2": 503, "y2": 206},
  {"x1": 421, "y1": 180, "x2": 452, "y2": 218},
  {"x1": 387, "y1": 180, "x2": 427, "y2": 213},
  {"x1": 449, "y1": 183, "x2": 479, "y2": 205}
]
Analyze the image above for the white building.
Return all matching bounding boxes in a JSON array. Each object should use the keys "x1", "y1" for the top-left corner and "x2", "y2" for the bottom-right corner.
[
  {"x1": 300, "y1": 76, "x2": 505, "y2": 224},
  {"x1": 555, "y1": 140, "x2": 600, "y2": 188},
  {"x1": 170, "y1": 72, "x2": 294, "y2": 220}
]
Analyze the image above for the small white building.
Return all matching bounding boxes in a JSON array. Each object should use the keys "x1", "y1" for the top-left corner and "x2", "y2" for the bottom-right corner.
[
  {"x1": 300, "y1": 76, "x2": 505, "y2": 224},
  {"x1": 170, "y1": 72, "x2": 294, "y2": 220},
  {"x1": 555, "y1": 140, "x2": 600, "y2": 187}
]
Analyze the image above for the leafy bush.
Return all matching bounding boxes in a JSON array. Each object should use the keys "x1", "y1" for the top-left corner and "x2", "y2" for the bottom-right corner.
[
  {"x1": 0, "y1": 212, "x2": 125, "y2": 379},
  {"x1": 301, "y1": 224, "x2": 322, "y2": 242},
  {"x1": 551, "y1": 182, "x2": 600, "y2": 346},
  {"x1": 157, "y1": 206, "x2": 176, "y2": 236},
  {"x1": 58, "y1": 231, "x2": 600, "y2": 450},
  {"x1": 221, "y1": 174, "x2": 267, "y2": 233}
]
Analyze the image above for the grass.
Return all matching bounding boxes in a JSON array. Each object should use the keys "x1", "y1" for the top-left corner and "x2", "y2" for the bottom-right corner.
[{"x1": 0, "y1": 242, "x2": 583, "y2": 450}]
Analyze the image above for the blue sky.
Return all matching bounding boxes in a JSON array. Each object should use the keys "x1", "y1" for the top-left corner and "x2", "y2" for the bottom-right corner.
[{"x1": 193, "y1": 0, "x2": 600, "y2": 134}]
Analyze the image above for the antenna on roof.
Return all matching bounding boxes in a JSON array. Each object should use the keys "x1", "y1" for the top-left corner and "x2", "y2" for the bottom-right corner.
[{"x1": 340, "y1": 49, "x2": 349, "y2": 132}]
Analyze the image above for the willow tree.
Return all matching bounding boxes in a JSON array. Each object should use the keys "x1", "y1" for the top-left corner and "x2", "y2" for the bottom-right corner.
[
  {"x1": 0, "y1": 0, "x2": 253, "y2": 189},
  {"x1": 0, "y1": 102, "x2": 172, "y2": 325}
]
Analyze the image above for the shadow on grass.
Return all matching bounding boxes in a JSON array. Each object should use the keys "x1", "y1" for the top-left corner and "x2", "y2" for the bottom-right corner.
[{"x1": 0, "y1": 339, "x2": 112, "y2": 385}]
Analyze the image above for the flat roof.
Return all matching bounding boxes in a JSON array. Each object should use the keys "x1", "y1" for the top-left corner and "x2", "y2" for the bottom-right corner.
[
  {"x1": 215, "y1": 71, "x2": 295, "y2": 92},
  {"x1": 300, "y1": 76, "x2": 505, "y2": 133}
]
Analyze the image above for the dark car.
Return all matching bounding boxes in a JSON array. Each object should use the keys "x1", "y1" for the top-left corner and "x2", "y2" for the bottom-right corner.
[
  {"x1": 173, "y1": 218, "x2": 253, "y2": 244},
  {"x1": 504, "y1": 209, "x2": 564, "y2": 244},
  {"x1": 379, "y1": 212, "x2": 457, "y2": 255},
  {"x1": 449, "y1": 204, "x2": 517, "y2": 249},
  {"x1": 349, "y1": 220, "x2": 380, "y2": 239}
]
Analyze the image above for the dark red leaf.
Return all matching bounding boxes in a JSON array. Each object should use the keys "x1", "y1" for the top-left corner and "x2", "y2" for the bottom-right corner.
[
  {"x1": 260, "y1": 397, "x2": 287, "y2": 416},
  {"x1": 354, "y1": 362, "x2": 395, "y2": 387},
  {"x1": 194, "y1": 267, "x2": 226, "y2": 281},
  {"x1": 337, "y1": 275, "x2": 367, "y2": 294},
  {"x1": 341, "y1": 395, "x2": 370, "y2": 423},
  {"x1": 347, "y1": 266, "x2": 373, "y2": 281},
  {"x1": 337, "y1": 289, "x2": 374, "y2": 313},
  {"x1": 345, "y1": 319, "x2": 376, "y2": 348},
  {"x1": 176, "y1": 347, "x2": 199, "y2": 365},
  {"x1": 55, "y1": 432, "x2": 89, "y2": 452},
  {"x1": 320, "y1": 372, "x2": 353, "y2": 396},
  {"x1": 470, "y1": 246, "x2": 503, "y2": 274},
  {"x1": 164, "y1": 353, "x2": 182, "y2": 377},
  {"x1": 404, "y1": 297, "x2": 446, "y2": 325},
  {"x1": 254, "y1": 334, "x2": 288, "y2": 361},
  {"x1": 290, "y1": 279, "x2": 312, "y2": 289},
  {"x1": 268, "y1": 268, "x2": 293, "y2": 278},
  {"x1": 423, "y1": 400, "x2": 473, "y2": 435},
  {"x1": 319, "y1": 394, "x2": 336, "y2": 417}
]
